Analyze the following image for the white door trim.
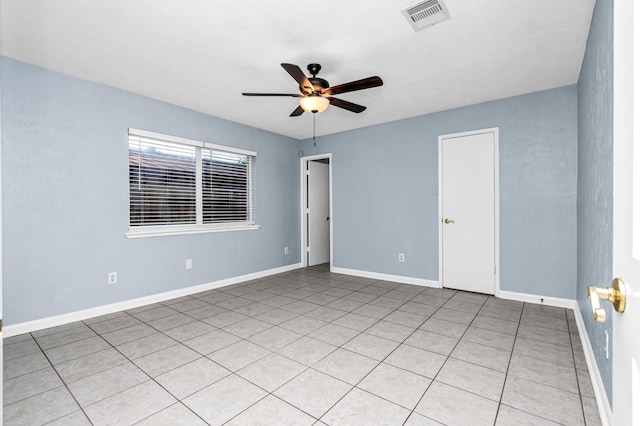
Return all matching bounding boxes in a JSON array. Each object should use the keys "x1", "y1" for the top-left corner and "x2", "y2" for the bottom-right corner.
[
  {"x1": 300, "y1": 153, "x2": 333, "y2": 267},
  {"x1": 438, "y1": 127, "x2": 500, "y2": 293}
]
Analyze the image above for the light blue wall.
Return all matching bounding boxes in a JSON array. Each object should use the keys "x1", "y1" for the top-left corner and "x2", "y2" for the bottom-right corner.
[
  {"x1": 303, "y1": 86, "x2": 578, "y2": 299},
  {"x1": 576, "y1": 0, "x2": 614, "y2": 405},
  {"x1": 2, "y1": 56, "x2": 581, "y2": 327},
  {"x1": 1, "y1": 58, "x2": 301, "y2": 325}
]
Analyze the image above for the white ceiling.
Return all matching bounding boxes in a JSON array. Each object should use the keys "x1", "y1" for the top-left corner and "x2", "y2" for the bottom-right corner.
[{"x1": 0, "y1": 0, "x2": 595, "y2": 140}]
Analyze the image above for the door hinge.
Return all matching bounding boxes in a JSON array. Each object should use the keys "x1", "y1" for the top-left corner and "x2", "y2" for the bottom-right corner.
[
  {"x1": 0, "y1": 318, "x2": 3, "y2": 333},
  {"x1": 306, "y1": 246, "x2": 310, "y2": 252}
]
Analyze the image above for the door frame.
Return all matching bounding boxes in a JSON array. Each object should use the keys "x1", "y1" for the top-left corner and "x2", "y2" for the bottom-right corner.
[
  {"x1": 300, "y1": 153, "x2": 333, "y2": 267},
  {"x1": 438, "y1": 127, "x2": 500, "y2": 293}
]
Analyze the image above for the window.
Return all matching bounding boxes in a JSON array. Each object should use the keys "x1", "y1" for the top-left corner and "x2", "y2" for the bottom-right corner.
[{"x1": 127, "y1": 129, "x2": 257, "y2": 238}]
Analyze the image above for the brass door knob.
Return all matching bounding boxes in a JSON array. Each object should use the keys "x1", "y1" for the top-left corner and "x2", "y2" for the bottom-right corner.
[
  {"x1": 444, "y1": 218, "x2": 455, "y2": 224},
  {"x1": 587, "y1": 278, "x2": 627, "y2": 323}
]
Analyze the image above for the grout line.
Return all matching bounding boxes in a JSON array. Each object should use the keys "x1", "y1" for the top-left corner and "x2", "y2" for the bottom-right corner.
[
  {"x1": 229, "y1": 273, "x2": 414, "y2": 421},
  {"x1": 301, "y1": 285, "x2": 458, "y2": 423},
  {"x1": 566, "y1": 308, "x2": 590, "y2": 426},
  {"x1": 27, "y1": 332, "x2": 94, "y2": 425},
  {"x1": 82, "y1": 314, "x2": 223, "y2": 424},
  {"x1": 492, "y1": 298, "x2": 525, "y2": 425}
]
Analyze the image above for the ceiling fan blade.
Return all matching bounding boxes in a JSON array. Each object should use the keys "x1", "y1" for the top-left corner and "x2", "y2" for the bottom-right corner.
[
  {"x1": 242, "y1": 93, "x2": 302, "y2": 97},
  {"x1": 290, "y1": 105, "x2": 305, "y2": 117},
  {"x1": 281, "y1": 63, "x2": 314, "y2": 94},
  {"x1": 329, "y1": 97, "x2": 367, "y2": 113},
  {"x1": 323, "y1": 76, "x2": 383, "y2": 95}
]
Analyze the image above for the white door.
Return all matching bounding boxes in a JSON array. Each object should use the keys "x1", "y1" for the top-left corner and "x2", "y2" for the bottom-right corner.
[
  {"x1": 440, "y1": 129, "x2": 497, "y2": 294},
  {"x1": 308, "y1": 160, "x2": 330, "y2": 266},
  {"x1": 610, "y1": 0, "x2": 639, "y2": 423}
]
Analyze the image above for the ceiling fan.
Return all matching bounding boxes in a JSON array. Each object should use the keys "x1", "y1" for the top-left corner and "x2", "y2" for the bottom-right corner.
[{"x1": 242, "y1": 63, "x2": 383, "y2": 117}]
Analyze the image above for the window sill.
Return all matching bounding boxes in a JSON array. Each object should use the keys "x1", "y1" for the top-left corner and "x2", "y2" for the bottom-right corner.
[{"x1": 125, "y1": 223, "x2": 260, "y2": 239}]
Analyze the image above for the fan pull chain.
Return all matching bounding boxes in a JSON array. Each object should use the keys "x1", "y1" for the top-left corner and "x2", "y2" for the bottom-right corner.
[{"x1": 313, "y1": 113, "x2": 317, "y2": 147}]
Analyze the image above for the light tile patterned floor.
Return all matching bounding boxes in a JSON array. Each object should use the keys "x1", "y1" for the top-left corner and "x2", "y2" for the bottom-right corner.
[{"x1": 4, "y1": 265, "x2": 602, "y2": 425}]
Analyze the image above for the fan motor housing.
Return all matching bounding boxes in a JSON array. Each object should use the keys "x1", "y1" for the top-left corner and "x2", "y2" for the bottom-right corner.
[
  {"x1": 306, "y1": 77, "x2": 330, "y2": 93},
  {"x1": 304, "y1": 63, "x2": 330, "y2": 93}
]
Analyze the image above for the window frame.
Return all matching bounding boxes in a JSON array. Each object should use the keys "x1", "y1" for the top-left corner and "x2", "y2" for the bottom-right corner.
[{"x1": 126, "y1": 128, "x2": 259, "y2": 239}]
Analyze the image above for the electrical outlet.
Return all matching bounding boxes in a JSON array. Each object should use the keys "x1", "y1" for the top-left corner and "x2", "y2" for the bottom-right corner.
[
  {"x1": 107, "y1": 272, "x2": 117, "y2": 285},
  {"x1": 284, "y1": 247, "x2": 289, "y2": 255},
  {"x1": 399, "y1": 253, "x2": 405, "y2": 262},
  {"x1": 186, "y1": 259, "x2": 192, "y2": 269}
]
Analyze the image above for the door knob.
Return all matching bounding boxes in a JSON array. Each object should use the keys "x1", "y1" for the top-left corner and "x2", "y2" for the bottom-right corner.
[
  {"x1": 444, "y1": 218, "x2": 455, "y2": 224},
  {"x1": 587, "y1": 278, "x2": 627, "y2": 322}
]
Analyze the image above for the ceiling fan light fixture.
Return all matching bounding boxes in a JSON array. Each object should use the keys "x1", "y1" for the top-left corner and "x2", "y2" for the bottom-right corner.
[
  {"x1": 243, "y1": 63, "x2": 381, "y2": 116},
  {"x1": 300, "y1": 95, "x2": 330, "y2": 113}
]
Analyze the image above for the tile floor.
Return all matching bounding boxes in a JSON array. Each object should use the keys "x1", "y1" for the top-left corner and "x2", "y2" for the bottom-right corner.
[{"x1": 4, "y1": 265, "x2": 602, "y2": 425}]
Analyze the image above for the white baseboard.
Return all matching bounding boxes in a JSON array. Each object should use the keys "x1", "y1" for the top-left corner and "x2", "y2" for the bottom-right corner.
[
  {"x1": 330, "y1": 266, "x2": 440, "y2": 288},
  {"x1": 4, "y1": 263, "x2": 303, "y2": 338},
  {"x1": 497, "y1": 289, "x2": 577, "y2": 309},
  {"x1": 572, "y1": 301, "x2": 614, "y2": 426}
]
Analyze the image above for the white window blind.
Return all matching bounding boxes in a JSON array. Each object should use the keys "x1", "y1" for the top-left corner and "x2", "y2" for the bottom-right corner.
[
  {"x1": 128, "y1": 129, "x2": 256, "y2": 236},
  {"x1": 129, "y1": 137, "x2": 197, "y2": 226},
  {"x1": 202, "y1": 148, "x2": 254, "y2": 223}
]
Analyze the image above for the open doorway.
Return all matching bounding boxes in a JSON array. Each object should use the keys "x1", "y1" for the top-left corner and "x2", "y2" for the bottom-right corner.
[{"x1": 300, "y1": 154, "x2": 332, "y2": 267}]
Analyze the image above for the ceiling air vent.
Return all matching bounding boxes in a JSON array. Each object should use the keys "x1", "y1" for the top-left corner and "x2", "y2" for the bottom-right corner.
[{"x1": 401, "y1": 0, "x2": 451, "y2": 32}]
